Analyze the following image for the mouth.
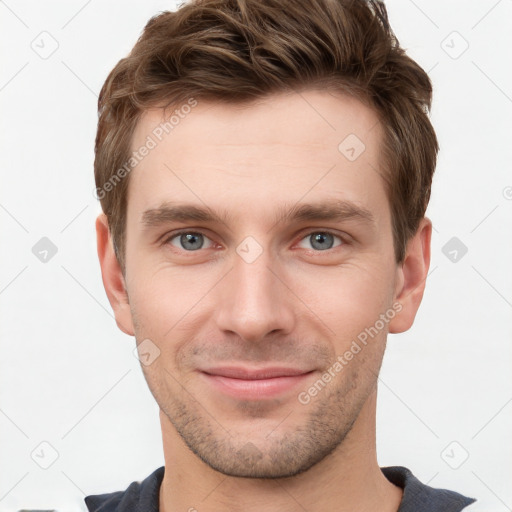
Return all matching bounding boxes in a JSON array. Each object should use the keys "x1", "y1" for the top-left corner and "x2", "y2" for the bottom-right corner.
[{"x1": 199, "y1": 366, "x2": 315, "y2": 400}]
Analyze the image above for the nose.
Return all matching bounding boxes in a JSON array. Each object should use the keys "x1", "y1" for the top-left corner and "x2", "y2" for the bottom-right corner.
[{"x1": 213, "y1": 247, "x2": 296, "y2": 344}]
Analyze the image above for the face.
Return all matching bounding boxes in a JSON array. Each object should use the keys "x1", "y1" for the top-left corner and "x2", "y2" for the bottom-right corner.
[{"x1": 108, "y1": 90, "x2": 410, "y2": 478}]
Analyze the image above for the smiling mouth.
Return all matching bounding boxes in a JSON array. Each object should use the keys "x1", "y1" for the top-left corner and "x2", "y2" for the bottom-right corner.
[{"x1": 199, "y1": 366, "x2": 315, "y2": 400}]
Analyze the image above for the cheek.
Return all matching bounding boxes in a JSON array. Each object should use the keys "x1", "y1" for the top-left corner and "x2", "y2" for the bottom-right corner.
[
  {"x1": 127, "y1": 264, "x2": 216, "y2": 348},
  {"x1": 293, "y1": 260, "x2": 393, "y2": 341}
]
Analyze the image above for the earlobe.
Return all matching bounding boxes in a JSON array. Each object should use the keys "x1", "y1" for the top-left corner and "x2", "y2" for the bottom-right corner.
[
  {"x1": 96, "y1": 213, "x2": 135, "y2": 336},
  {"x1": 388, "y1": 217, "x2": 432, "y2": 334}
]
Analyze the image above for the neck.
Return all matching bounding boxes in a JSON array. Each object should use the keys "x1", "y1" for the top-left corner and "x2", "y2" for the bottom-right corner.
[{"x1": 158, "y1": 388, "x2": 403, "y2": 512}]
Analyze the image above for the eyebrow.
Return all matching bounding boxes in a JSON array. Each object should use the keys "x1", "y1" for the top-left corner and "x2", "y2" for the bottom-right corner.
[{"x1": 140, "y1": 199, "x2": 375, "y2": 231}]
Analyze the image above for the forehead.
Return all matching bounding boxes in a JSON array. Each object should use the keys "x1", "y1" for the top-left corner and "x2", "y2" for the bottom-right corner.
[
  {"x1": 126, "y1": 89, "x2": 387, "y2": 228},
  {"x1": 133, "y1": 89, "x2": 381, "y2": 155}
]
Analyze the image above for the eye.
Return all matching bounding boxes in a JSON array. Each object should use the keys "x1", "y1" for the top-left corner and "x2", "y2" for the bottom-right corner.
[
  {"x1": 297, "y1": 231, "x2": 344, "y2": 251},
  {"x1": 166, "y1": 231, "x2": 215, "y2": 251}
]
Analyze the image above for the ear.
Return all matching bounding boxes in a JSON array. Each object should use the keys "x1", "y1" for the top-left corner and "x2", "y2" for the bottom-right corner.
[
  {"x1": 388, "y1": 217, "x2": 432, "y2": 334},
  {"x1": 96, "y1": 213, "x2": 135, "y2": 336}
]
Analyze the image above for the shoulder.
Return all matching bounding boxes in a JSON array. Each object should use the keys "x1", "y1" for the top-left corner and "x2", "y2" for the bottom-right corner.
[
  {"x1": 84, "y1": 466, "x2": 165, "y2": 512},
  {"x1": 381, "y1": 466, "x2": 477, "y2": 512}
]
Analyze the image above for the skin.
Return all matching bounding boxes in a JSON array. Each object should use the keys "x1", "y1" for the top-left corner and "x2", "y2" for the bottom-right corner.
[{"x1": 96, "y1": 89, "x2": 431, "y2": 512}]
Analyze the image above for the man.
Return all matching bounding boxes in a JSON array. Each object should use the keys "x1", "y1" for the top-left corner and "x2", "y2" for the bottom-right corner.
[{"x1": 87, "y1": 0, "x2": 477, "y2": 510}]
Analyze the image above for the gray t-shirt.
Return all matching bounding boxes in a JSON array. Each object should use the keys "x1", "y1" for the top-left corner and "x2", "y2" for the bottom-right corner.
[{"x1": 84, "y1": 465, "x2": 477, "y2": 511}]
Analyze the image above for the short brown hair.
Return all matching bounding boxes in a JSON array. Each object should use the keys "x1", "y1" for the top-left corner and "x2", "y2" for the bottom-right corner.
[{"x1": 95, "y1": 0, "x2": 438, "y2": 274}]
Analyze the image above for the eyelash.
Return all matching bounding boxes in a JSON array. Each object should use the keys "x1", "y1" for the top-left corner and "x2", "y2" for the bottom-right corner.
[{"x1": 162, "y1": 229, "x2": 347, "y2": 253}]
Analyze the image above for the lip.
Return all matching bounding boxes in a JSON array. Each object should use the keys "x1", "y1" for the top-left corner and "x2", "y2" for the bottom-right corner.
[{"x1": 199, "y1": 366, "x2": 314, "y2": 400}]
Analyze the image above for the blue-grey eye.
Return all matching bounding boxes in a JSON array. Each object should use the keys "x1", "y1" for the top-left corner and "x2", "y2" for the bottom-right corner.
[
  {"x1": 298, "y1": 232, "x2": 343, "y2": 251},
  {"x1": 169, "y1": 232, "x2": 213, "y2": 251}
]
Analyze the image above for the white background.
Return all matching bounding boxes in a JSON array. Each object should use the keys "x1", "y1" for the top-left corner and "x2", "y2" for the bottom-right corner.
[{"x1": 1, "y1": 0, "x2": 511, "y2": 510}]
